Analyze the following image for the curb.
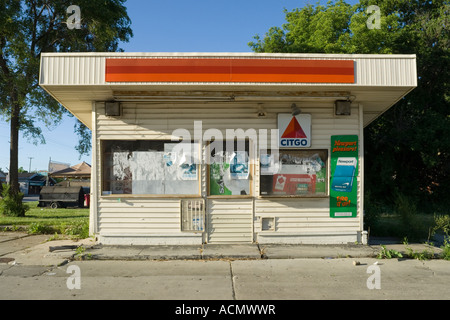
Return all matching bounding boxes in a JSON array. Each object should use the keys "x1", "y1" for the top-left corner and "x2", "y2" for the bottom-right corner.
[{"x1": 77, "y1": 243, "x2": 381, "y2": 262}]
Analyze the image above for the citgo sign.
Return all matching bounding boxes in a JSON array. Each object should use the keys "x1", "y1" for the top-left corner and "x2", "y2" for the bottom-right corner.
[{"x1": 278, "y1": 114, "x2": 311, "y2": 148}]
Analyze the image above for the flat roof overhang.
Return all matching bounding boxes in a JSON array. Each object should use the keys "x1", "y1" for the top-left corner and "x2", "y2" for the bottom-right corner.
[{"x1": 39, "y1": 52, "x2": 417, "y2": 129}]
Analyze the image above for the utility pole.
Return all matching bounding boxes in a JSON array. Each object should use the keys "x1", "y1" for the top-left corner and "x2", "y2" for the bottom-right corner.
[{"x1": 28, "y1": 157, "x2": 34, "y2": 173}]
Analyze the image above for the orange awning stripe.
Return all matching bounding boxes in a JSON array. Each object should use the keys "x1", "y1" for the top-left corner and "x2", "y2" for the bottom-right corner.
[{"x1": 105, "y1": 58, "x2": 354, "y2": 83}]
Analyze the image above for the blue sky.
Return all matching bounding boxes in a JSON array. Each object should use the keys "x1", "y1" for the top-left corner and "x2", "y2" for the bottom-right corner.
[{"x1": 0, "y1": 0, "x2": 359, "y2": 173}]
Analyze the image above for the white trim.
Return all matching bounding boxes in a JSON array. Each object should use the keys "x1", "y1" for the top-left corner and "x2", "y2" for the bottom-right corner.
[
  {"x1": 40, "y1": 52, "x2": 417, "y2": 59},
  {"x1": 359, "y1": 104, "x2": 365, "y2": 234},
  {"x1": 89, "y1": 102, "x2": 99, "y2": 235}
]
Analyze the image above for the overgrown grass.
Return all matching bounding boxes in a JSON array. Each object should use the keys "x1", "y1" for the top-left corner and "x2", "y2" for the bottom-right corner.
[
  {"x1": 0, "y1": 201, "x2": 89, "y2": 239},
  {"x1": 365, "y1": 192, "x2": 450, "y2": 243},
  {"x1": 368, "y1": 213, "x2": 436, "y2": 241}
]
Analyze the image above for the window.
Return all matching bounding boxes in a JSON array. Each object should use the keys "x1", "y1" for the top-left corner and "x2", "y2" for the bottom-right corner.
[
  {"x1": 102, "y1": 140, "x2": 200, "y2": 195},
  {"x1": 260, "y1": 149, "x2": 328, "y2": 197},
  {"x1": 208, "y1": 140, "x2": 251, "y2": 196}
]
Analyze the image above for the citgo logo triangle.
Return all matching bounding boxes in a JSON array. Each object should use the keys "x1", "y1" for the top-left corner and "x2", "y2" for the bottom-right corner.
[{"x1": 281, "y1": 116, "x2": 307, "y2": 139}]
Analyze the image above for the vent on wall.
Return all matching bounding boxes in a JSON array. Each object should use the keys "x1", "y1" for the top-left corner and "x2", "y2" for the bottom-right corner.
[
  {"x1": 261, "y1": 217, "x2": 276, "y2": 231},
  {"x1": 334, "y1": 100, "x2": 352, "y2": 116},
  {"x1": 181, "y1": 199, "x2": 205, "y2": 232},
  {"x1": 105, "y1": 102, "x2": 121, "y2": 117}
]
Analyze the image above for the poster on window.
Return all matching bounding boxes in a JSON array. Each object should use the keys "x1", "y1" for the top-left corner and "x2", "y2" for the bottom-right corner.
[
  {"x1": 230, "y1": 151, "x2": 249, "y2": 180},
  {"x1": 209, "y1": 151, "x2": 250, "y2": 195},
  {"x1": 164, "y1": 143, "x2": 198, "y2": 181},
  {"x1": 260, "y1": 151, "x2": 326, "y2": 196},
  {"x1": 131, "y1": 151, "x2": 165, "y2": 194},
  {"x1": 330, "y1": 135, "x2": 358, "y2": 218},
  {"x1": 111, "y1": 152, "x2": 132, "y2": 194},
  {"x1": 103, "y1": 140, "x2": 199, "y2": 195},
  {"x1": 260, "y1": 153, "x2": 281, "y2": 175}
]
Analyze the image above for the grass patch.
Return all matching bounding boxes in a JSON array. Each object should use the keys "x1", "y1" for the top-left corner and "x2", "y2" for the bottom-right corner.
[{"x1": 0, "y1": 201, "x2": 89, "y2": 239}]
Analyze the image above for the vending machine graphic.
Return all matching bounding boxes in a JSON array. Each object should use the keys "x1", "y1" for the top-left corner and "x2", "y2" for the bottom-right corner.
[{"x1": 331, "y1": 157, "x2": 357, "y2": 193}]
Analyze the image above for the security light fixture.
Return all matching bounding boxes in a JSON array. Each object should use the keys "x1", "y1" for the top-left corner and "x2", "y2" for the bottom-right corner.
[
  {"x1": 335, "y1": 100, "x2": 352, "y2": 116},
  {"x1": 291, "y1": 103, "x2": 301, "y2": 116},
  {"x1": 257, "y1": 104, "x2": 267, "y2": 118}
]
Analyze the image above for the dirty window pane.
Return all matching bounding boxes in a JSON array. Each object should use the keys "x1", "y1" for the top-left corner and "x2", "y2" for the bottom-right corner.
[
  {"x1": 102, "y1": 140, "x2": 199, "y2": 195},
  {"x1": 260, "y1": 150, "x2": 328, "y2": 197}
]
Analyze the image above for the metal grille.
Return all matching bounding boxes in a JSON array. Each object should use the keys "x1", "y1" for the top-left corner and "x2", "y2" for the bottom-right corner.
[{"x1": 181, "y1": 199, "x2": 205, "y2": 232}]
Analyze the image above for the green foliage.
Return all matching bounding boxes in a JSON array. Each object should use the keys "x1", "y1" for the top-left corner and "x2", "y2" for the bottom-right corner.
[
  {"x1": 249, "y1": 0, "x2": 450, "y2": 214},
  {"x1": 393, "y1": 193, "x2": 424, "y2": 240},
  {"x1": 74, "y1": 119, "x2": 92, "y2": 158},
  {"x1": 441, "y1": 239, "x2": 450, "y2": 260},
  {"x1": 0, "y1": 201, "x2": 89, "y2": 238},
  {"x1": 430, "y1": 215, "x2": 450, "y2": 259},
  {"x1": 405, "y1": 247, "x2": 434, "y2": 261},
  {"x1": 377, "y1": 245, "x2": 403, "y2": 259},
  {"x1": 28, "y1": 222, "x2": 56, "y2": 235},
  {"x1": 403, "y1": 237, "x2": 435, "y2": 260},
  {"x1": 0, "y1": 184, "x2": 29, "y2": 217},
  {"x1": 249, "y1": 0, "x2": 354, "y2": 53},
  {"x1": 28, "y1": 219, "x2": 89, "y2": 239},
  {"x1": 431, "y1": 214, "x2": 450, "y2": 238},
  {"x1": 61, "y1": 219, "x2": 89, "y2": 239}
]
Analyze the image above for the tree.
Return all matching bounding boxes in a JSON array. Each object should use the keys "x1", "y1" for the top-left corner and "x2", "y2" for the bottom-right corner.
[
  {"x1": 249, "y1": 0, "x2": 450, "y2": 213},
  {"x1": 0, "y1": 0, "x2": 133, "y2": 205}
]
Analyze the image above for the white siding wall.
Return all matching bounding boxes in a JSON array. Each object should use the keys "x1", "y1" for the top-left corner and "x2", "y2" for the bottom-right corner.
[
  {"x1": 207, "y1": 199, "x2": 253, "y2": 243},
  {"x1": 94, "y1": 100, "x2": 362, "y2": 245},
  {"x1": 255, "y1": 105, "x2": 362, "y2": 244}
]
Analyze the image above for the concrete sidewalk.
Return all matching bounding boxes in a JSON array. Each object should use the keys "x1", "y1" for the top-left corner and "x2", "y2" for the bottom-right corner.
[
  {"x1": 0, "y1": 231, "x2": 444, "y2": 267},
  {"x1": 0, "y1": 232, "x2": 95, "y2": 266}
]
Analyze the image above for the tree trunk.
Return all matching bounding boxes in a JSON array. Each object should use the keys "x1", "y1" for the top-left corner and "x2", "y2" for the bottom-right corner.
[{"x1": 9, "y1": 101, "x2": 20, "y2": 195}]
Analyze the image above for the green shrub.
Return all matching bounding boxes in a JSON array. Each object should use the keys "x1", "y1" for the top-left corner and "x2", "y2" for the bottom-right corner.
[
  {"x1": 393, "y1": 193, "x2": 426, "y2": 240},
  {"x1": 364, "y1": 191, "x2": 383, "y2": 230},
  {"x1": 0, "y1": 184, "x2": 29, "y2": 217},
  {"x1": 441, "y1": 239, "x2": 450, "y2": 260},
  {"x1": 377, "y1": 245, "x2": 403, "y2": 259},
  {"x1": 395, "y1": 193, "x2": 417, "y2": 225},
  {"x1": 431, "y1": 214, "x2": 450, "y2": 238}
]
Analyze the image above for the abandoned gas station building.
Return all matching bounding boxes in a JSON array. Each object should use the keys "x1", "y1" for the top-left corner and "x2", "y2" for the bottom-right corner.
[{"x1": 39, "y1": 53, "x2": 416, "y2": 245}]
